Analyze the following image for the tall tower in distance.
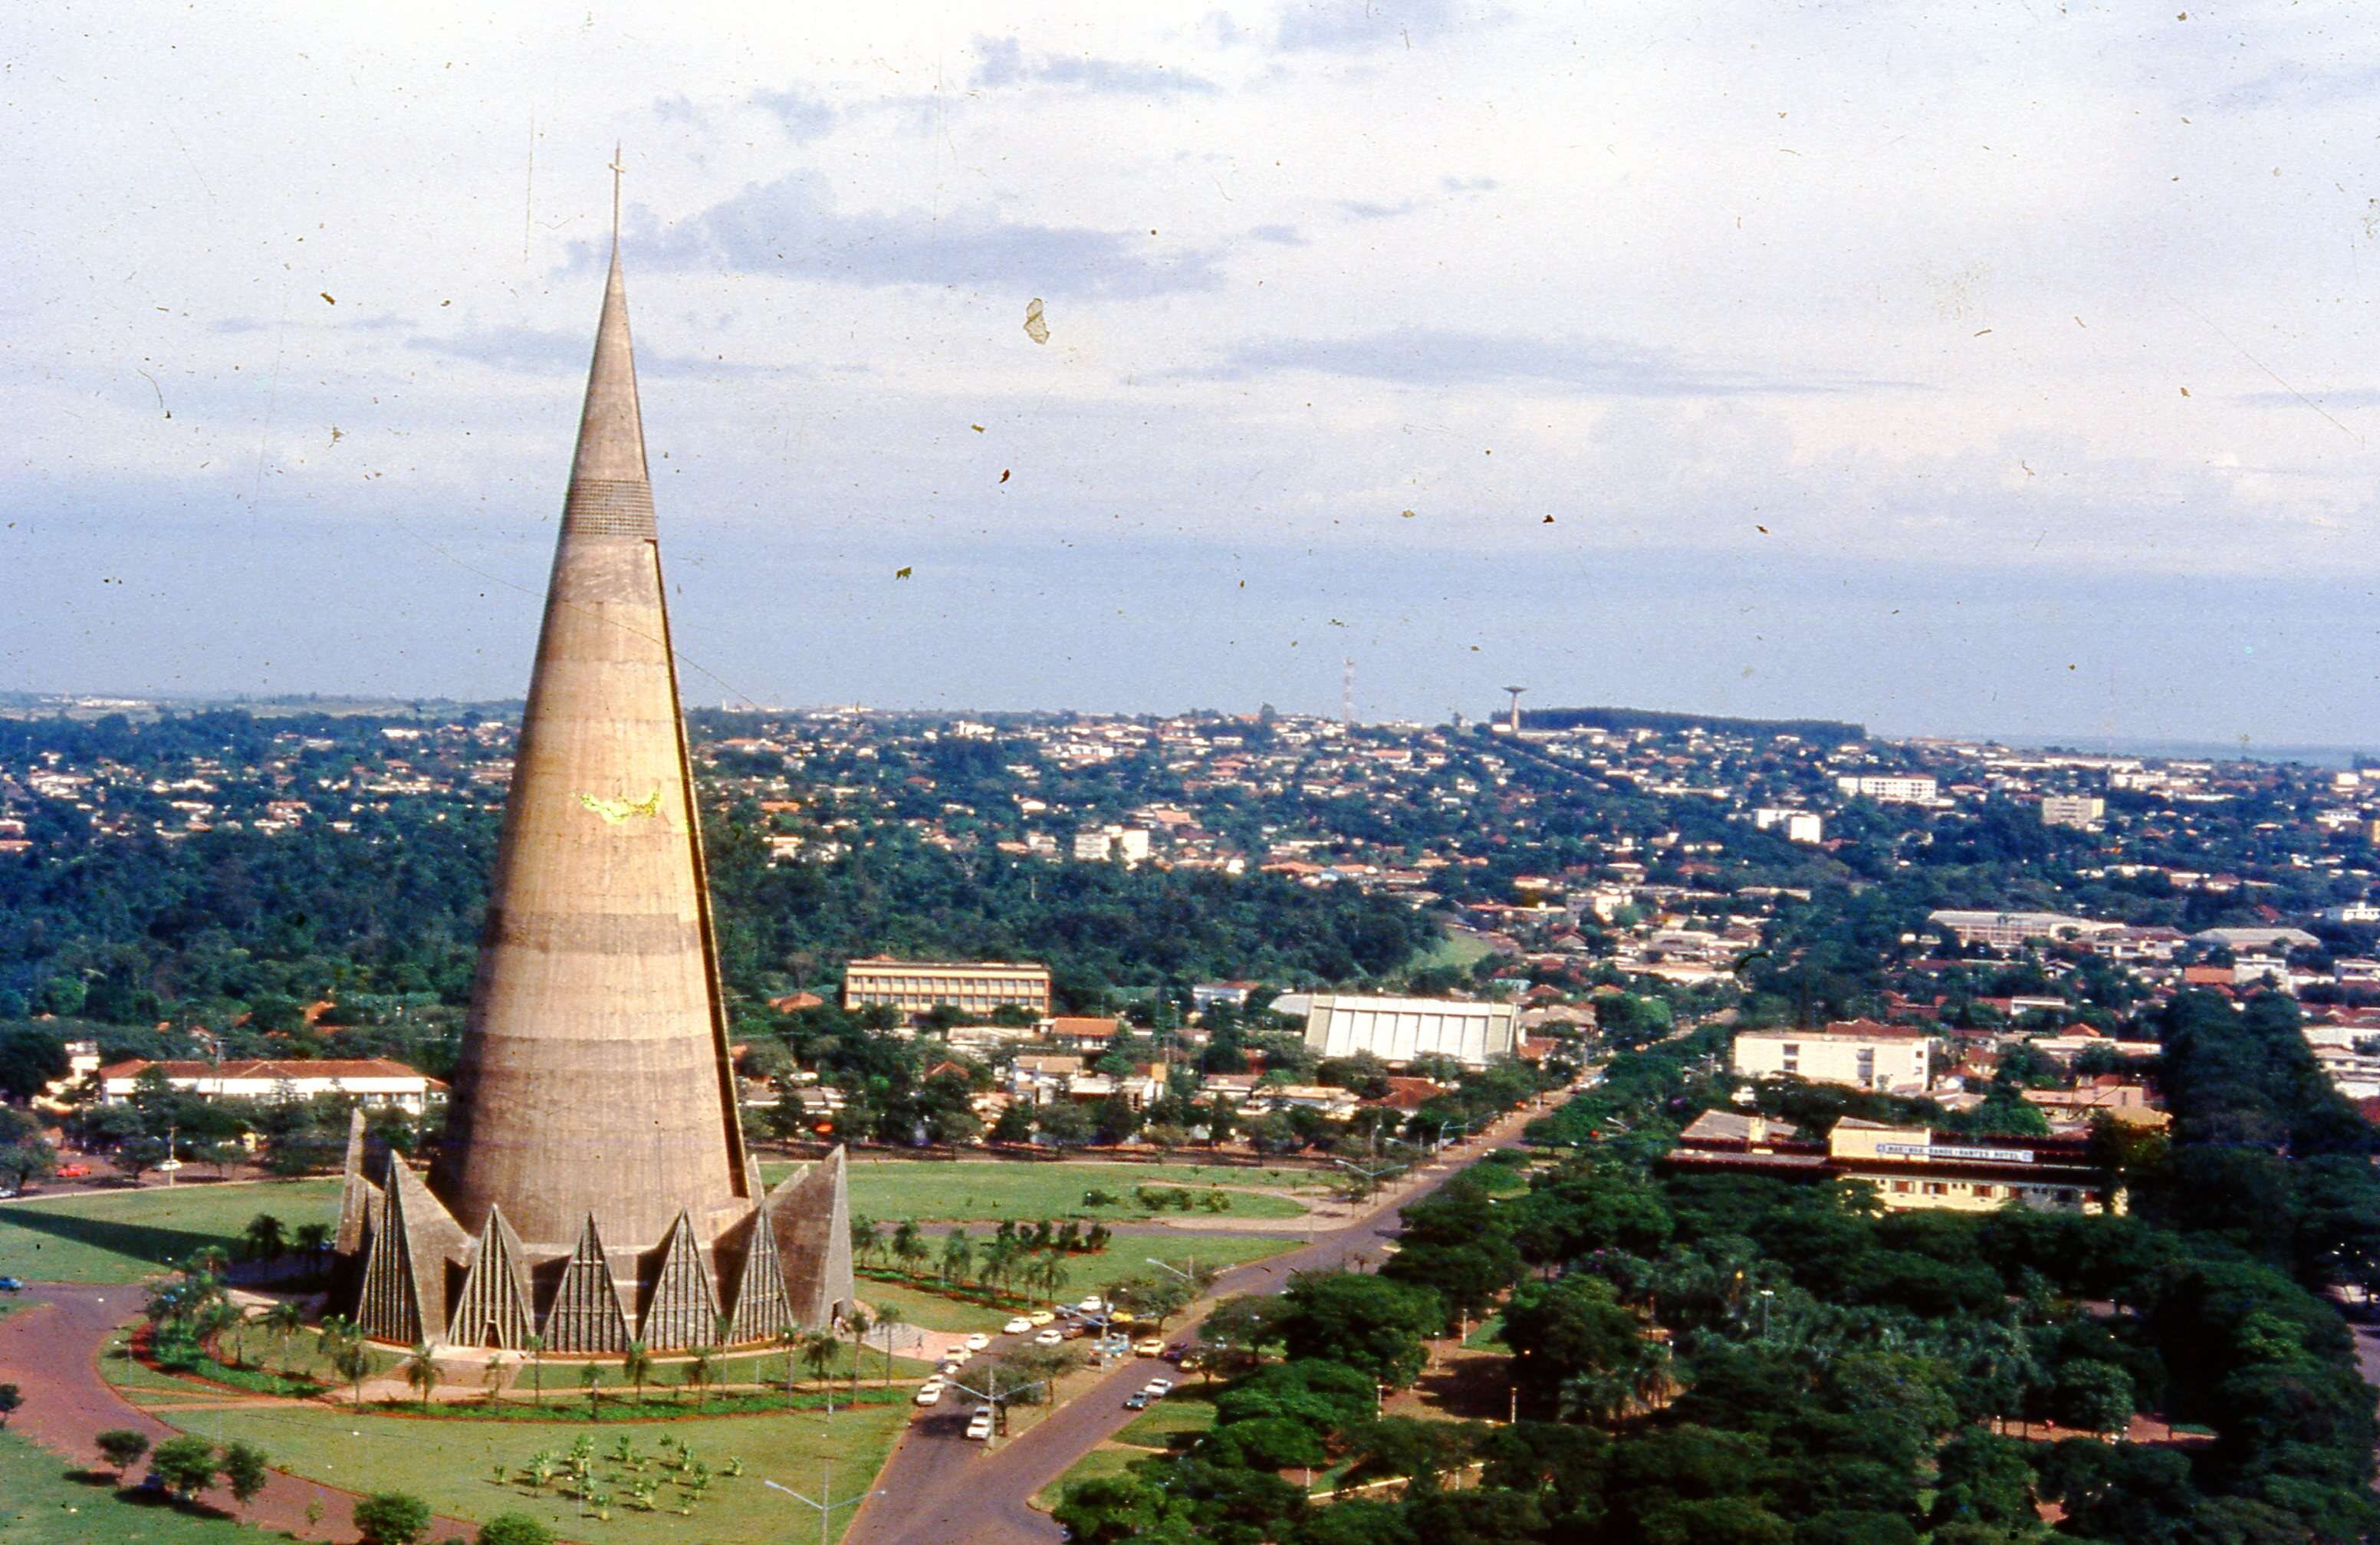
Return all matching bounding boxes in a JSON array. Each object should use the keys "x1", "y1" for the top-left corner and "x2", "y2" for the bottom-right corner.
[
  {"x1": 336, "y1": 159, "x2": 851, "y2": 1353},
  {"x1": 1504, "y1": 685, "x2": 1527, "y2": 735}
]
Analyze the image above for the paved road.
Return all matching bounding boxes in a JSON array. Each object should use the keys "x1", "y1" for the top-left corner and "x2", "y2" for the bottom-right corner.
[
  {"x1": 843, "y1": 1100, "x2": 1553, "y2": 1545},
  {"x1": 0, "y1": 1282, "x2": 479, "y2": 1542}
]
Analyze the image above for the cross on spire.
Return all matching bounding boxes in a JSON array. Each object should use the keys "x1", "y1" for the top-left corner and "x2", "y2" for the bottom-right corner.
[{"x1": 608, "y1": 143, "x2": 625, "y2": 248}]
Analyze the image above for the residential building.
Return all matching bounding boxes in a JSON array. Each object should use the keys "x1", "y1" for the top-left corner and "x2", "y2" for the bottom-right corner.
[
  {"x1": 1753, "y1": 807, "x2": 1823, "y2": 843},
  {"x1": 1733, "y1": 1021, "x2": 1936, "y2": 1093},
  {"x1": 2040, "y1": 795, "x2": 2106, "y2": 829},
  {"x1": 1072, "y1": 824, "x2": 1152, "y2": 864},
  {"x1": 1927, "y1": 909, "x2": 2118, "y2": 951},
  {"x1": 841, "y1": 957, "x2": 1053, "y2": 1017},
  {"x1": 1664, "y1": 1111, "x2": 2122, "y2": 1215},
  {"x1": 1835, "y1": 774, "x2": 1939, "y2": 804},
  {"x1": 97, "y1": 1057, "x2": 444, "y2": 1113},
  {"x1": 1301, "y1": 994, "x2": 1520, "y2": 1068}
]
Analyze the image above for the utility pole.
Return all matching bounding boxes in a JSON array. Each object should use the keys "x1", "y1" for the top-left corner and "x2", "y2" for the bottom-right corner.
[{"x1": 764, "y1": 1464, "x2": 880, "y2": 1545}]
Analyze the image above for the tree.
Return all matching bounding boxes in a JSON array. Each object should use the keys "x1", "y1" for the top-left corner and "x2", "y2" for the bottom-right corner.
[
  {"x1": 353, "y1": 1490, "x2": 434, "y2": 1545},
  {"x1": 149, "y1": 1433, "x2": 221, "y2": 1501},
  {"x1": 396, "y1": 1340, "x2": 440, "y2": 1407},
  {"x1": 332, "y1": 1336, "x2": 373, "y2": 1408},
  {"x1": 0, "y1": 1026, "x2": 69, "y2": 1101},
  {"x1": 940, "y1": 1228, "x2": 975, "y2": 1285},
  {"x1": 521, "y1": 1334, "x2": 545, "y2": 1408},
  {"x1": 1053, "y1": 1474, "x2": 1166, "y2": 1544},
  {"x1": 241, "y1": 1213, "x2": 287, "y2": 1267},
  {"x1": 1270, "y1": 1271, "x2": 1443, "y2": 1389},
  {"x1": 477, "y1": 1517, "x2": 555, "y2": 1545},
  {"x1": 219, "y1": 1440, "x2": 271, "y2": 1514},
  {"x1": 801, "y1": 1330, "x2": 838, "y2": 1404},
  {"x1": 0, "y1": 1383, "x2": 18, "y2": 1428},
  {"x1": 95, "y1": 1427, "x2": 150, "y2": 1479},
  {"x1": 1499, "y1": 1275, "x2": 1651, "y2": 1415},
  {"x1": 2053, "y1": 1359, "x2": 2135, "y2": 1439},
  {"x1": 991, "y1": 1101, "x2": 1036, "y2": 1144},
  {"x1": 621, "y1": 1341, "x2": 653, "y2": 1406}
]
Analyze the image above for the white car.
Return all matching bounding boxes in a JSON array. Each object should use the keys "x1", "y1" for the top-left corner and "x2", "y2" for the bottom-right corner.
[
  {"x1": 1143, "y1": 1378, "x2": 1175, "y2": 1398},
  {"x1": 962, "y1": 1332, "x2": 992, "y2": 1352},
  {"x1": 1027, "y1": 1310, "x2": 1057, "y2": 1326},
  {"x1": 1033, "y1": 1328, "x2": 1064, "y2": 1347},
  {"x1": 965, "y1": 1409, "x2": 994, "y2": 1441},
  {"x1": 1077, "y1": 1296, "x2": 1106, "y2": 1313},
  {"x1": 1003, "y1": 1317, "x2": 1034, "y2": 1336},
  {"x1": 913, "y1": 1379, "x2": 945, "y2": 1407},
  {"x1": 941, "y1": 1348, "x2": 973, "y2": 1370}
]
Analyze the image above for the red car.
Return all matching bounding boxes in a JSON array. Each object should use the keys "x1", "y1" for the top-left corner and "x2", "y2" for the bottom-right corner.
[{"x1": 55, "y1": 1165, "x2": 90, "y2": 1178}]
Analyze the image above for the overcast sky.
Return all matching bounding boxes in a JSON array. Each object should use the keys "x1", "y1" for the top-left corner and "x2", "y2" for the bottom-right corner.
[{"x1": 7, "y1": 2, "x2": 2380, "y2": 746}]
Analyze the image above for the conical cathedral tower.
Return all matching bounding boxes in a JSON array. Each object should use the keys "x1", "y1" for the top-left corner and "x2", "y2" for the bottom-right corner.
[{"x1": 336, "y1": 166, "x2": 853, "y2": 1350}]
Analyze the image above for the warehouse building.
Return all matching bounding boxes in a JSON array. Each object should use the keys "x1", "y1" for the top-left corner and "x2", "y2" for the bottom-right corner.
[{"x1": 1301, "y1": 994, "x2": 1519, "y2": 1068}]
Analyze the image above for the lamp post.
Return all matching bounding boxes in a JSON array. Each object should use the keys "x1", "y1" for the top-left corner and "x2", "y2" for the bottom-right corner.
[
  {"x1": 1759, "y1": 1288, "x2": 1774, "y2": 1339},
  {"x1": 943, "y1": 1372, "x2": 1048, "y2": 1450},
  {"x1": 764, "y1": 1464, "x2": 883, "y2": 1545}
]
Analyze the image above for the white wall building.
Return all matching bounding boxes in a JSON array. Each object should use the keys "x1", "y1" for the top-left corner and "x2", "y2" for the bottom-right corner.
[
  {"x1": 97, "y1": 1057, "x2": 445, "y2": 1113},
  {"x1": 1836, "y1": 774, "x2": 1939, "y2": 805},
  {"x1": 1302, "y1": 994, "x2": 1520, "y2": 1068},
  {"x1": 1733, "y1": 1023, "x2": 1936, "y2": 1094}
]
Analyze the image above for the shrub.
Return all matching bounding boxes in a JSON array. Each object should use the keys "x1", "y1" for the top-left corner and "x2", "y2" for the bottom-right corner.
[
  {"x1": 478, "y1": 1516, "x2": 555, "y2": 1545},
  {"x1": 353, "y1": 1490, "x2": 434, "y2": 1545}
]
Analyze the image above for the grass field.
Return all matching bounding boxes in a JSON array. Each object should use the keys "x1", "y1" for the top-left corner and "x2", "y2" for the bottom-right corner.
[
  {"x1": 1031, "y1": 1389, "x2": 1215, "y2": 1509},
  {"x1": 157, "y1": 1399, "x2": 911, "y2": 1545},
  {"x1": 831, "y1": 1160, "x2": 1320, "y2": 1222},
  {"x1": 0, "y1": 1181, "x2": 338, "y2": 1284},
  {"x1": 870, "y1": 1230, "x2": 1301, "y2": 1310},
  {"x1": 0, "y1": 1160, "x2": 1316, "y2": 1287},
  {"x1": 0, "y1": 1432, "x2": 284, "y2": 1545}
]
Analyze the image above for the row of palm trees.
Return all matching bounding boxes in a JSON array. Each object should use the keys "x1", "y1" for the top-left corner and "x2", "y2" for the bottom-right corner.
[
  {"x1": 851, "y1": 1215, "x2": 1077, "y2": 1307},
  {"x1": 236, "y1": 1213, "x2": 333, "y2": 1277}
]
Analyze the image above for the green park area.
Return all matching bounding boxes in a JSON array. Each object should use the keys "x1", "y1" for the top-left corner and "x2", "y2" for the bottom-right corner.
[
  {"x1": 0, "y1": 1158, "x2": 1320, "y2": 1287},
  {"x1": 0, "y1": 1179, "x2": 339, "y2": 1284},
  {"x1": 1034, "y1": 1388, "x2": 1218, "y2": 1509},
  {"x1": 156, "y1": 1400, "x2": 912, "y2": 1545},
  {"x1": 829, "y1": 1158, "x2": 1322, "y2": 1222},
  {"x1": 0, "y1": 1432, "x2": 278, "y2": 1545}
]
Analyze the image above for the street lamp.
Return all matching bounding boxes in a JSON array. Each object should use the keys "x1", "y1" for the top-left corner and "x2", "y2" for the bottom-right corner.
[
  {"x1": 942, "y1": 1372, "x2": 1048, "y2": 1450},
  {"x1": 764, "y1": 1464, "x2": 883, "y2": 1545},
  {"x1": 1758, "y1": 1288, "x2": 1774, "y2": 1338}
]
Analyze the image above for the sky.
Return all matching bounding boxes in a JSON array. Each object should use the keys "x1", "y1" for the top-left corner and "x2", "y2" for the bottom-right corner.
[{"x1": 7, "y1": 2, "x2": 2380, "y2": 747}]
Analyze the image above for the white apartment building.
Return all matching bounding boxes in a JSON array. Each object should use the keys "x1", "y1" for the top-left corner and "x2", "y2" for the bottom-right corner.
[
  {"x1": 1072, "y1": 825, "x2": 1152, "y2": 864},
  {"x1": 2040, "y1": 795, "x2": 2106, "y2": 829},
  {"x1": 1835, "y1": 774, "x2": 1940, "y2": 804},
  {"x1": 1754, "y1": 808, "x2": 1825, "y2": 844},
  {"x1": 1733, "y1": 1021, "x2": 1936, "y2": 1094}
]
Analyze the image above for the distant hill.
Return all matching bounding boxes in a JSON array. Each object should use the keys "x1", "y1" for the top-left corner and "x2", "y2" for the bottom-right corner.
[{"x1": 1513, "y1": 705, "x2": 1866, "y2": 741}]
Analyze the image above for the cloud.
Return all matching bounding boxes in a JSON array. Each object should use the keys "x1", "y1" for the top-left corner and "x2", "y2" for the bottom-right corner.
[
  {"x1": 751, "y1": 85, "x2": 837, "y2": 140},
  {"x1": 593, "y1": 172, "x2": 1225, "y2": 298},
  {"x1": 1336, "y1": 199, "x2": 1415, "y2": 220},
  {"x1": 970, "y1": 35, "x2": 1215, "y2": 95},
  {"x1": 1248, "y1": 224, "x2": 1308, "y2": 245},
  {"x1": 1278, "y1": 0, "x2": 1467, "y2": 52},
  {"x1": 1441, "y1": 175, "x2": 1496, "y2": 194},
  {"x1": 1187, "y1": 327, "x2": 1926, "y2": 396}
]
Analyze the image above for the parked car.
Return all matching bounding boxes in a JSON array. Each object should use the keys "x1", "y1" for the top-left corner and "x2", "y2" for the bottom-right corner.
[
  {"x1": 962, "y1": 1332, "x2": 991, "y2": 1352},
  {"x1": 913, "y1": 1379, "x2": 945, "y2": 1407},
  {"x1": 1143, "y1": 1378, "x2": 1175, "y2": 1398},
  {"x1": 55, "y1": 1165, "x2": 89, "y2": 1178},
  {"x1": 965, "y1": 1409, "x2": 994, "y2": 1441},
  {"x1": 1077, "y1": 1296, "x2": 1105, "y2": 1313},
  {"x1": 0, "y1": 1277, "x2": 23, "y2": 1293},
  {"x1": 1123, "y1": 1391, "x2": 1150, "y2": 1410},
  {"x1": 1032, "y1": 1328, "x2": 1064, "y2": 1347},
  {"x1": 1134, "y1": 1337, "x2": 1165, "y2": 1357},
  {"x1": 941, "y1": 1349, "x2": 972, "y2": 1371},
  {"x1": 1026, "y1": 1309, "x2": 1057, "y2": 1326},
  {"x1": 1002, "y1": 1317, "x2": 1034, "y2": 1335}
]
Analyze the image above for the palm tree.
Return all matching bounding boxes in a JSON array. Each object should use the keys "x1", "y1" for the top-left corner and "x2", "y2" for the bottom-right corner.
[
  {"x1": 850, "y1": 1215, "x2": 882, "y2": 1271},
  {"x1": 186, "y1": 1244, "x2": 232, "y2": 1280},
  {"x1": 331, "y1": 1336, "x2": 373, "y2": 1408},
  {"x1": 1032, "y1": 1253, "x2": 1067, "y2": 1306},
  {"x1": 978, "y1": 1238, "x2": 1018, "y2": 1297},
  {"x1": 264, "y1": 1300, "x2": 304, "y2": 1376},
  {"x1": 580, "y1": 1362, "x2": 603, "y2": 1421},
  {"x1": 199, "y1": 1298, "x2": 245, "y2": 1366},
  {"x1": 940, "y1": 1228, "x2": 974, "y2": 1287},
  {"x1": 841, "y1": 1309, "x2": 871, "y2": 1400},
  {"x1": 800, "y1": 1330, "x2": 837, "y2": 1412},
  {"x1": 890, "y1": 1221, "x2": 925, "y2": 1279},
  {"x1": 778, "y1": 1327, "x2": 805, "y2": 1405},
  {"x1": 686, "y1": 1346, "x2": 718, "y2": 1405},
  {"x1": 242, "y1": 1214, "x2": 288, "y2": 1271},
  {"x1": 293, "y1": 1222, "x2": 330, "y2": 1274},
  {"x1": 401, "y1": 1340, "x2": 439, "y2": 1407},
  {"x1": 622, "y1": 1341, "x2": 653, "y2": 1408}
]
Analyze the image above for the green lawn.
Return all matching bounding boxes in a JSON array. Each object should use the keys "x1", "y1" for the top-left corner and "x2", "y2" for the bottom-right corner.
[
  {"x1": 0, "y1": 1181, "x2": 338, "y2": 1284},
  {"x1": 0, "y1": 1162, "x2": 1313, "y2": 1287},
  {"x1": 1115, "y1": 1389, "x2": 1216, "y2": 1451},
  {"x1": 870, "y1": 1230, "x2": 1301, "y2": 1313},
  {"x1": 827, "y1": 1160, "x2": 1319, "y2": 1222},
  {"x1": 1033, "y1": 1443, "x2": 1146, "y2": 1510},
  {"x1": 0, "y1": 1432, "x2": 286, "y2": 1545},
  {"x1": 156, "y1": 1398, "x2": 912, "y2": 1545},
  {"x1": 1416, "y1": 923, "x2": 1496, "y2": 971}
]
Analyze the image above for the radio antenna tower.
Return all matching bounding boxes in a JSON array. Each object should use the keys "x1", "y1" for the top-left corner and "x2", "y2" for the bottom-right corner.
[
  {"x1": 1503, "y1": 685, "x2": 1527, "y2": 734},
  {"x1": 1342, "y1": 657, "x2": 1356, "y2": 728}
]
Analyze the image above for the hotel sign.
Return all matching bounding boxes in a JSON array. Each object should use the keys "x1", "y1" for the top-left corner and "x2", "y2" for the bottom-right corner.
[{"x1": 1874, "y1": 1142, "x2": 2034, "y2": 1165}]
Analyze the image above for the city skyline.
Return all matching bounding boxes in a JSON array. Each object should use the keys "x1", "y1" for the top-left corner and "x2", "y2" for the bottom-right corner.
[{"x1": 10, "y1": 5, "x2": 2380, "y2": 744}]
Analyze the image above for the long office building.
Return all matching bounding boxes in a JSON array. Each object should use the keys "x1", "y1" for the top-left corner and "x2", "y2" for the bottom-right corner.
[
  {"x1": 1302, "y1": 993, "x2": 1520, "y2": 1068},
  {"x1": 842, "y1": 957, "x2": 1054, "y2": 1017}
]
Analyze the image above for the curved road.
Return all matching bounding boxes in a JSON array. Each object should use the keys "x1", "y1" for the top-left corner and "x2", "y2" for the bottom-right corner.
[
  {"x1": 0, "y1": 1282, "x2": 479, "y2": 1541},
  {"x1": 843, "y1": 1099, "x2": 1555, "y2": 1545}
]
